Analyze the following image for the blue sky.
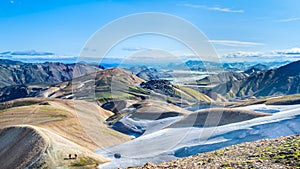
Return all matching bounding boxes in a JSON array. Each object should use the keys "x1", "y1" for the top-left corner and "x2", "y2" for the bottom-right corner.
[{"x1": 1, "y1": 0, "x2": 300, "y2": 62}]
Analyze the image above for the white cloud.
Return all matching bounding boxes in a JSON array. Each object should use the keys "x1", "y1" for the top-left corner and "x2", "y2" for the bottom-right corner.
[
  {"x1": 209, "y1": 40, "x2": 265, "y2": 47},
  {"x1": 223, "y1": 48, "x2": 300, "y2": 61},
  {"x1": 178, "y1": 3, "x2": 244, "y2": 13},
  {"x1": 274, "y1": 47, "x2": 300, "y2": 55},
  {"x1": 10, "y1": 55, "x2": 77, "y2": 59},
  {"x1": 225, "y1": 51, "x2": 263, "y2": 58},
  {"x1": 276, "y1": 17, "x2": 300, "y2": 22},
  {"x1": 208, "y1": 7, "x2": 244, "y2": 13},
  {"x1": 9, "y1": 50, "x2": 55, "y2": 56},
  {"x1": 122, "y1": 47, "x2": 149, "y2": 52},
  {"x1": 0, "y1": 50, "x2": 77, "y2": 59}
]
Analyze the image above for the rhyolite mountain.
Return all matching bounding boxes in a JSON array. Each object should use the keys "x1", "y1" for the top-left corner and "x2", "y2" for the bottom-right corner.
[
  {"x1": 0, "y1": 60, "x2": 211, "y2": 105},
  {"x1": 197, "y1": 72, "x2": 249, "y2": 86},
  {"x1": 45, "y1": 69, "x2": 212, "y2": 105},
  {"x1": 0, "y1": 85, "x2": 31, "y2": 102},
  {"x1": 41, "y1": 67, "x2": 146, "y2": 101},
  {"x1": 126, "y1": 66, "x2": 172, "y2": 81},
  {"x1": 167, "y1": 60, "x2": 254, "y2": 71},
  {"x1": 244, "y1": 63, "x2": 269, "y2": 75},
  {"x1": 141, "y1": 80, "x2": 175, "y2": 97},
  {"x1": 166, "y1": 60, "x2": 290, "y2": 72},
  {"x1": 0, "y1": 66, "x2": 145, "y2": 102},
  {"x1": 140, "y1": 79, "x2": 212, "y2": 106},
  {"x1": 212, "y1": 60, "x2": 300, "y2": 98},
  {"x1": 222, "y1": 61, "x2": 289, "y2": 71},
  {"x1": 0, "y1": 59, "x2": 100, "y2": 87},
  {"x1": 166, "y1": 60, "x2": 223, "y2": 71}
]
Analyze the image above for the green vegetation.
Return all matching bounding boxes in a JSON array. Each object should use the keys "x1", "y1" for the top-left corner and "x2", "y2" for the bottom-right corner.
[
  {"x1": 174, "y1": 85, "x2": 211, "y2": 102},
  {"x1": 105, "y1": 113, "x2": 125, "y2": 125},
  {"x1": 0, "y1": 99, "x2": 42, "y2": 110},
  {"x1": 128, "y1": 85, "x2": 150, "y2": 96},
  {"x1": 96, "y1": 92, "x2": 135, "y2": 102},
  {"x1": 233, "y1": 94, "x2": 300, "y2": 108},
  {"x1": 136, "y1": 135, "x2": 300, "y2": 169},
  {"x1": 102, "y1": 128, "x2": 125, "y2": 138},
  {"x1": 166, "y1": 97, "x2": 175, "y2": 104},
  {"x1": 255, "y1": 136, "x2": 300, "y2": 167},
  {"x1": 226, "y1": 93, "x2": 232, "y2": 100},
  {"x1": 239, "y1": 87, "x2": 246, "y2": 96},
  {"x1": 96, "y1": 85, "x2": 150, "y2": 102},
  {"x1": 214, "y1": 135, "x2": 300, "y2": 168},
  {"x1": 70, "y1": 157, "x2": 101, "y2": 168},
  {"x1": 265, "y1": 94, "x2": 300, "y2": 105},
  {"x1": 0, "y1": 109, "x2": 7, "y2": 114},
  {"x1": 39, "y1": 106, "x2": 65, "y2": 112},
  {"x1": 196, "y1": 78, "x2": 210, "y2": 85},
  {"x1": 47, "y1": 114, "x2": 68, "y2": 118}
]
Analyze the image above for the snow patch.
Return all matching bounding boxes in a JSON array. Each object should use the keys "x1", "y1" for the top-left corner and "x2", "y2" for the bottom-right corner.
[{"x1": 97, "y1": 104, "x2": 300, "y2": 169}]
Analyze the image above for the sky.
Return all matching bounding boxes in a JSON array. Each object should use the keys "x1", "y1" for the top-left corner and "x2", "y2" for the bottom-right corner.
[{"x1": 1, "y1": 0, "x2": 300, "y2": 63}]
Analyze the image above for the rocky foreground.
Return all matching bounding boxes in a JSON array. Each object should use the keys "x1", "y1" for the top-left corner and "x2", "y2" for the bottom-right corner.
[{"x1": 134, "y1": 135, "x2": 300, "y2": 169}]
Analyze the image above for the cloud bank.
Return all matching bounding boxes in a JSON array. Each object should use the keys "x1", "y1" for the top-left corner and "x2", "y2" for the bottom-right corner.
[
  {"x1": 209, "y1": 40, "x2": 264, "y2": 47},
  {"x1": 178, "y1": 4, "x2": 244, "y2": 13},
  {"x1": 0, "y1": 50, "x2": 77, "y2": 63},
  {"x1": 276, "y1": 17, "x2": 300, "y2": 22},
  {"x1": 223, "y1": 48, "x2": 300, "y2": 61},
  {"x1": 0, "y1": 50, "x2": 54, "y2": 56}
]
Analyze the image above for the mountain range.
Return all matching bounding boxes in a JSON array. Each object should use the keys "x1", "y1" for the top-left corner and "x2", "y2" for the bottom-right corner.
[
  {"x1": 0, "y1": 59, "x2": 100, "y2": 87},
  {"x1": 211, "y1": 60, "x2": 300, "y2": 98},
  {"x1": 0, "y1": 58, "x2": 300, "y2": 168},
  {"x1": 1, "y1": 59, "x2": 300, "y2": 102},
  {"x1": 126, "y1": 66, "x2": 172, "y2": 81},
  {"x1": 165, "y1": 60, "x2": 289, "y2": 72}
]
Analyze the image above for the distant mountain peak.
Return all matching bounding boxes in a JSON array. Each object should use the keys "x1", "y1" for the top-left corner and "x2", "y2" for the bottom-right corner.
[{"x1": 212, "y1": 60, "x2": 300, "y2": 99}]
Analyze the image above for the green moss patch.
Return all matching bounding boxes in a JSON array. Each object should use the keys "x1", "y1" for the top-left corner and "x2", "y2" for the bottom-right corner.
[{"x1": 70, "y1": 157, "x2": 101, "y2": 168}]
